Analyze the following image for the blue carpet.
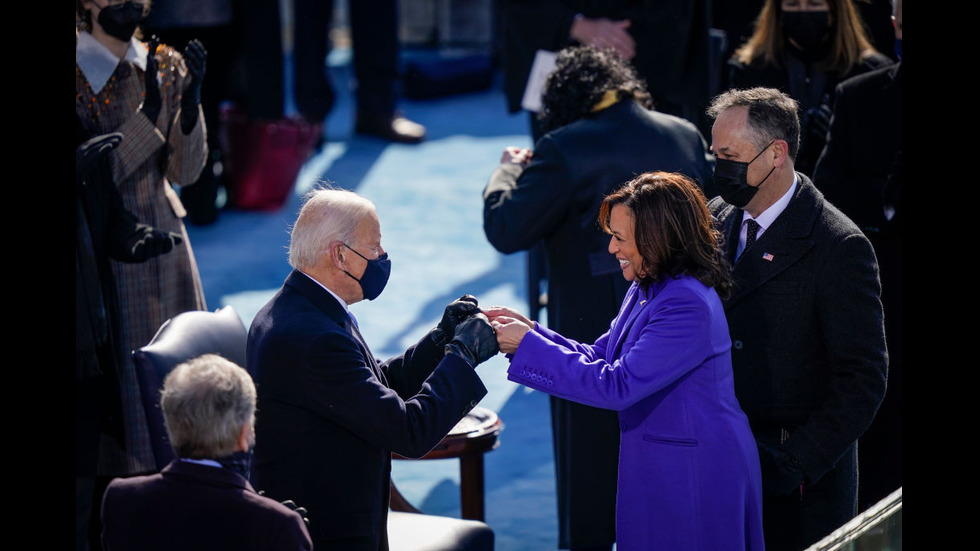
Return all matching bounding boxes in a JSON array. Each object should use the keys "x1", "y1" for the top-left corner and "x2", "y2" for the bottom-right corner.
[{"x1": 185, "y1": 48, "x2": 560, "y2": 550}]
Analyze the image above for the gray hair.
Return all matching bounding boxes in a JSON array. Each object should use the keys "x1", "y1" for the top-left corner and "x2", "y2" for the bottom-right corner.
[
  {"x1": 161, "y1": 354, "x2": 256, "y2": 459},
  {"x1": 707, "y1": 87, "x2": 801, "y2": 160},
  {"x1": 288, "y1": 187, "x2": 377, "y2": 270}
]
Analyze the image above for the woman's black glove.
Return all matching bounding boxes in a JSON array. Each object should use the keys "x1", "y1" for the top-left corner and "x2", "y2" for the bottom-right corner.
[
  {"x1": 76, "y1": 132, "x2": 123, "y2": 179},
  {"x1": 180, "y1": 39, "x2": 207, "y2": 134},
  {"x1": 141, "y1": 36, "x2": 162, "y2": 126},
  {"x1": 444, "y1": 313, "x2": 499, "y2": 367},
  {"x1": 430, "y1": 294, "x2": 480, "y2": 347},
  {"x1": 129, "y1": 225, "x2": 182, "y2": 261}
]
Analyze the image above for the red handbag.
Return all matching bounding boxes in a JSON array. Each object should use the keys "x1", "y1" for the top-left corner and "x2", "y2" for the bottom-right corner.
[{"x1": 219, "y1": 104, "x2": 321, "y2": 210}]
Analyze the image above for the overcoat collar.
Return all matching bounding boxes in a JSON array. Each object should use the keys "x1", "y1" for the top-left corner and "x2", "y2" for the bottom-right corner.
[{"x1": 717, "y1": 174, "x2": 823, "y2": 307}]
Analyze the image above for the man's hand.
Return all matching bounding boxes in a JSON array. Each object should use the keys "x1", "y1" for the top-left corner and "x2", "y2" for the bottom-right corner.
[
  {"x1": 500, "y1": 146, "x2": 532, "y2": 166},
  {"x1": 130, "y1": 226, "x2": 182, "y2": 261},
  {"x1": 445, "y1": 313, "x2": 499, "y2": 367},
  {"x1": 569, "y1": 17, "x2": 636, "y2": 60},
  {"x1": 180, "y1": 39, "x2": 207, "y2": 134},
  {"x1": 758, "y1": 441, "x2": 805, "y2": 496},
  {"x1": 280, "y1": 499, "x2": 311, "y2": 527},
  {"x1": 141, "y1": 36, "x2": 162, "y2": 125},
  {"x1": 431, "y1": 294, "x2": 480, "y2": 347}
]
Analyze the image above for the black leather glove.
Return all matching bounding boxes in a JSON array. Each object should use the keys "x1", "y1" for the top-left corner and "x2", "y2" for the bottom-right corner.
[
  {"x1": 430, "y1": 294, "x2": 480, "y2": 347},
  {"x1": 129, "y1": 225, "x2": 182, "y2": 261},
  {"x1": 758, "y1": 441, "x2": 805, "y2": 496},
  {"x1": 141, "y1": 36, "x2": 162, "y2": 126},
  {"x1": 444, "y1": 313, "x2": 499, "y2": 367},
  {"x1": 76, "y1": 132, "x2": 122, "y2": 178},
  {"x1": 180, "y1": 39, "x2": 207, "y2": 134},
  {"x1": 280, "y1": 499, "x2": 311, "y2": 528},
  {"x1": 809, "y1": 103, "x2": 833, "y2": 141}
]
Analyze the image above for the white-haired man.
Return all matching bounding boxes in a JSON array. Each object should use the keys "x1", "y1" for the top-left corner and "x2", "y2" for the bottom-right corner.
[
  {"x1": 248, "y1": 188, "x2": 498, "y2": 549},
  {"x1": 100, "y1": 354, "x2": 313, "y2": 550}
]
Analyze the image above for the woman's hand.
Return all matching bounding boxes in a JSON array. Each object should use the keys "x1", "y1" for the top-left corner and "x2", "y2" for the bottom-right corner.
[
  {"x1": 486, "y1": 308, "x2": 533, "y2": 355},
  {"x1": 483, "y1": 306, "x2": 531, "y2": 327}
]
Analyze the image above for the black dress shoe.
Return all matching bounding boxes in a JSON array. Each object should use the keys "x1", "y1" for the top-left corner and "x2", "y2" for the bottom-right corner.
[{"x1": 355, "y1": 112, "x2": 427, "y2": 144}]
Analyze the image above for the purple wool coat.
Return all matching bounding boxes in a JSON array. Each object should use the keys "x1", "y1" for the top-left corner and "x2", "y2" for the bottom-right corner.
[{"x1": 507, "y1": 275, "x2": 765, "y2": 550}]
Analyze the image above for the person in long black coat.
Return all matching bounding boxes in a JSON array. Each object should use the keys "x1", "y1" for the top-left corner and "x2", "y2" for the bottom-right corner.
[
  {"x1": 813, "y1": 54, "x2": 902, "y2": 510},
  {"x1": 76, "y1": 114, "x2": 182, "y2": 551},
  {"x1": 482, "y1": 46, "x2": 714, "y2": 550},
  {"x1": 706, "y1": 87, "x2": 887, "y2": 550}
]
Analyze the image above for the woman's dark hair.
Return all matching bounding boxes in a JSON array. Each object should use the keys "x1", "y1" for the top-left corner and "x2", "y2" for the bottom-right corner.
[
  {"x1": 598, "y1": 172, "x2": 733, "y2": 298},
  {"x1": 538, "y1": 45, "x2": 652, "y2": 134}
]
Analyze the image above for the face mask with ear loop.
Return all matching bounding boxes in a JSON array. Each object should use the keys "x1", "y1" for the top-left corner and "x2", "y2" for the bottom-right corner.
[
  {"x1": 342, "y1": 244, "x2": 391, "y2": 300},
  {"x1": 96, "y1": 1, "x2": 145, "y2": 42},
  {"x1": 713, "y1": 141, "x2": 776, "y2": 208}
]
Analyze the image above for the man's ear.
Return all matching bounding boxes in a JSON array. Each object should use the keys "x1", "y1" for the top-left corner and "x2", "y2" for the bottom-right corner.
[
  {"x1": 236, "y1": 422, "x2": 254, "y2": 452},
  {"x1": 329, "y1": 241, "x2": 347, "y2": 270},
  {"x1": 772, "y1": 140, "x2": 790, "y2": 167}
]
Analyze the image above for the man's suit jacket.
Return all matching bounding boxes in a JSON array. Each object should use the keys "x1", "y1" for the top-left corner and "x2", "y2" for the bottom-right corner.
[
  {"x1": 507, "y1": 277, "x2": 765, "y2": 550},
  {"x1": 483, "y1": 98, "x2": 714, "y2": 547},
  {"x1": 247, "y1": 270, "x2": 488, "y2": 550},
  {"x1": 708, "y1": 175, "x2": 887, "y2": 549},
  {"x1": 100, "y1": 459, "x2": 312, "y2": 551}
]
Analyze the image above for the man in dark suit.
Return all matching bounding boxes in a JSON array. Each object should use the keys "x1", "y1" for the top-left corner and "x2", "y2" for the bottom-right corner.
[
  {"x1": 247, "y1": 188, "x2": 498, "y2": 550},
  {"x1": 100, "y1": 354, "x2": 313, "y2": 551},
  {"x1": 483, "y1": 46, "x2": 714, "y2": 551},
  {"x1": 706, "y1": 87, "x2": 888, "y2": 551},
  {"x1": 813, "y1": 0, "x2": 901, "y2": 509}
]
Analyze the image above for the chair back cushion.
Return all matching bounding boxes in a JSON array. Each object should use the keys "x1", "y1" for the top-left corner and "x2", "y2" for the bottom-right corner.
[{"x1": 132, "y1": 306, "x2": 248, "y2": 470}]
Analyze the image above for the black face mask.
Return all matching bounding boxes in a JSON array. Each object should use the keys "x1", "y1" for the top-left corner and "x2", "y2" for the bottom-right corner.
[
  {"x1": 343, "y1": 245, "x2": 391, "y2": 301},
  {"x1": 216, "y1": 448, "x2": 254, "y2": 480},
  {"x1": 783, "y1": 11, "x2": 831, "y2": 52},
  {"x1": 714, "y1": 141, "x2": 776, "y2": 208},
  {"x1": 97, "y1": 1, "x2": 144, "y2": 42}
]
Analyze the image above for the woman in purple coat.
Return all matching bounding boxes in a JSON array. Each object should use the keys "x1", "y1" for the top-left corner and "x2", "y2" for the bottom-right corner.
[{"x1": 487, "y1": 172, "x2": 765, "y2": 549}]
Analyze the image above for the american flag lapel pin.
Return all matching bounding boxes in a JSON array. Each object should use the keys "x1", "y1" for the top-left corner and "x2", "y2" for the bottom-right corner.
[{"x1": 762, "y1": 252, "x2": 774, "y2": 261}]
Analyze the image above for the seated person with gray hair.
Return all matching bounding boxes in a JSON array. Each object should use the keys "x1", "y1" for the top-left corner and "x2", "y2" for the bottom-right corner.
[{"x1": 100, "y1": 354, "x2": 313, "y2": 551}]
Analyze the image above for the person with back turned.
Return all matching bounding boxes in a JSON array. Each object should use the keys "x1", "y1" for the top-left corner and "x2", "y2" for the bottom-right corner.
[{"x1": 100, "y1": 354, "x2": 313, "y2": 551}]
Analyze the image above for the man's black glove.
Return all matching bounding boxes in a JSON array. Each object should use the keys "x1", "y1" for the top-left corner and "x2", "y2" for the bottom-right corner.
[
  {"x1": 129, "y1": 225, "x2": 182, "y2": 261},
  {"x1": 76, "y1": 132, "x2": 123, "y2": 178},
  {"x1": 430, "y1": 294, "x2": 480, "y2": 347},
  {"x1": 280, "y1": 499, "x2": 311, "y2": 528},
  {"x1": 141, "y1": 36, "x2": 162, "y2": 125},
  {"x1": 180, "y1": 39, "x2": 207, "y2": 134},
  {"x1": 758, "y1": 441, "x2": 805, "y2": 496},
  {"x1": 444, "y1": 313, "x2": 499, "y2": 367}
]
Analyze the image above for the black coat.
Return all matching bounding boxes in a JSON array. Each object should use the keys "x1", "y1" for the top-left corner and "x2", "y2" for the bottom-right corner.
[
  {"x1": 727, "y1": 51, "x2": 893, "y2": 176},
  {"x1": 76, "y1": 116, "x2": 148, "y2": 473},
  {"x1": 708, "y1": 176, "x2": 887, "y2": 550},
  {"x1": 101, "y1": 460, "x2": 312, "y2": 550},
  {"x1": 248, "y1": 270, "x2": 487, "y2": 550},
  {"x1": 483, "y1": 99, "x2": 714, "y2": 547},
  {"x1": 812, "y1": 61, "x2": 902, "y2": 509}
]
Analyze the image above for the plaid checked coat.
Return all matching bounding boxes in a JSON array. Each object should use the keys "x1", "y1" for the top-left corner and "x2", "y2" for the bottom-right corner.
[{"x1": 76, "y1": 34, "x2": 207, "y2": 475}]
